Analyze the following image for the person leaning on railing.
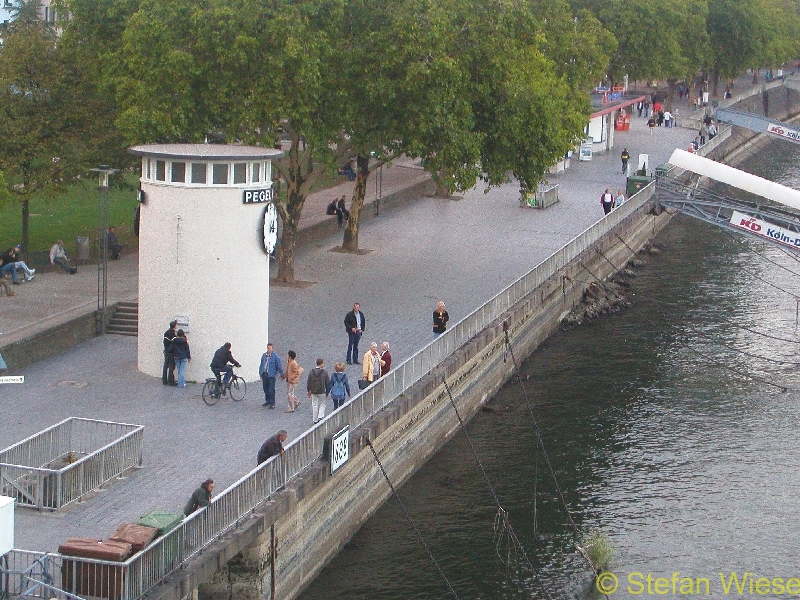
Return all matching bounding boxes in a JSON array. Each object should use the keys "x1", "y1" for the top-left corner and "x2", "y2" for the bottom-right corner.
[{"x1": 183, "y1": 479, "x2": 214, "y2": 516}]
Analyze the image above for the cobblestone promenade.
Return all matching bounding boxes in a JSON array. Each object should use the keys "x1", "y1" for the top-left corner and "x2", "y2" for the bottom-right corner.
[{"x1": 1, "y1": 104, "x2": 700, "y2": 552}]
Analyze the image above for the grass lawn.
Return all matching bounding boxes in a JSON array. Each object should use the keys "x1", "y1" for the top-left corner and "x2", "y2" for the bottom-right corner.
[
  {"x1": 0, "y1": 165, "x2": 350, "y2": 258},
  {"x1": 0, "y1": 173, "x2": 140, "y2": 257}
]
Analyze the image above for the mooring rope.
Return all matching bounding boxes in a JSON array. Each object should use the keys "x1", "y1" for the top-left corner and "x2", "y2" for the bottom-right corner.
[
  {"x1": 441, "y1": 378, "x2": 555, "y2": 600},
  {"x1": 364, "y1": 438, "x2": 462, "y2": 600},
  {"x1": 500, "y1": 323, "x2": 611, "y2": 600}
]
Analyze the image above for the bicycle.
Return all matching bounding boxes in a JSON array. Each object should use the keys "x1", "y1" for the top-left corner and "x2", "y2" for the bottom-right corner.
[{"x1": 202, "y1": 368, "x2": 247, "y2": 405}]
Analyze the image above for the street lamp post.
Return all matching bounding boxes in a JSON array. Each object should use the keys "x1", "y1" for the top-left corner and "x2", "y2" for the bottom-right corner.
[{"x1": 90, "y1": 166, "x2": 118, "y2": 334}]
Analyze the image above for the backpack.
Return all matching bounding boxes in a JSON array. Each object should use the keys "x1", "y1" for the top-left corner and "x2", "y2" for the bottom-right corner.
[
  {"x1": 308, "y1": 368, "x2": 325, "y2": 394},
  {"x1": 330, "y1": 373, "x2": 346, "y2": 399}
]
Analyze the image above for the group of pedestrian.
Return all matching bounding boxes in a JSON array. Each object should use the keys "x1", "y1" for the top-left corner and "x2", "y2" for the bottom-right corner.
[
  {"x1": 162, "y1": 296, "x2": 449, "y2": 425},
  {"x1": 600, "y1": 188, "x2": 625, "y2": 216},
  {"x1": 162, "y1": 320, "x2": 191, "y2": 388},
  {"x1": 180, "y1": 298, "x2": 452, "y2": 514},
  {"x1": 1, "y1": 245, "x2": 35, "y2": 287},
  {"x1": 326, "y1": 195, "x2": 350, "y2": 227}
]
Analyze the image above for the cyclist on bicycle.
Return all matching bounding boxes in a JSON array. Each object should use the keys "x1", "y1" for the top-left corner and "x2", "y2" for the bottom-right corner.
[{"x1": 210, "y1": 342, "x2": 241, "y2": 391}]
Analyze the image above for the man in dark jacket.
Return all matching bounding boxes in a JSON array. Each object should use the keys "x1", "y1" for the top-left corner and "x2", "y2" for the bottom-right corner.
[
  {"x1": 344, "y1": 302, "x2": 365, "y2": 365},
  {"x1": 162, "y1": 320, "x2": 178, "y2": 386},
  {"x1": 257, "y1": 430, "x2": 288, "y2": 464},
  {"x1": 183, "y1": 479, "x2": 214, "y2": 516},
  {"x1": 210, "y1": 342, "x2": 241, "y2": 388}
]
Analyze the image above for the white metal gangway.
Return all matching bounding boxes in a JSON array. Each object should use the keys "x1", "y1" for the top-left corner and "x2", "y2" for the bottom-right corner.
[{"x1": 656, "y1": 149, "x2": 800, "y2": 253}]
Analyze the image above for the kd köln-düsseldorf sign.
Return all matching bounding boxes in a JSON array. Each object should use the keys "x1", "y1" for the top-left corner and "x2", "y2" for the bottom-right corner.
[{"x1": 730, "y1": 211, "x2": 800, "y2": 249}]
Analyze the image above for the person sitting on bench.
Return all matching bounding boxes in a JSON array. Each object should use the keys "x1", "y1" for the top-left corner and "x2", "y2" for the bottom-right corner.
[
  {"x1": 49, "y1": 240, "x2": 77, "y2": 274},
  {"x1": 337, "y1": 161, "x2": 356, "y2": 181},
  {"x1": 105, "y1": 226, "x2": 122, "y2": 260}
]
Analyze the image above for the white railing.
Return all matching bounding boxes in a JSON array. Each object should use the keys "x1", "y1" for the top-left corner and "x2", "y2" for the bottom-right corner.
[
  {"x1": 0, "y1": 418, "x2": 143, "y2": 511},
  {"x1": 17, "y1": 185, "x2": 657, "y2": 600}
]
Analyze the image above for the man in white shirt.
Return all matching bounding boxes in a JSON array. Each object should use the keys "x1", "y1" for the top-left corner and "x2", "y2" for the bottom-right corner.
[{"x1": 49, "y1": 240, "x2": 77, "y2": 274}]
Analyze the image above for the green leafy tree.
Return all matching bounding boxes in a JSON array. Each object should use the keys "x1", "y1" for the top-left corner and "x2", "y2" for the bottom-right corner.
[
  {"x1": 0, "y1": 0, "x2": 126, "y2": 253},
  {"x1": 107, "y1": 0, "x2": 349, "y2": 282}
]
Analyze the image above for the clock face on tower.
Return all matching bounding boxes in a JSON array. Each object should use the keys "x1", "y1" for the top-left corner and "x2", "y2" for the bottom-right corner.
[{"x1": 264, "y1": 202, "x2": 278, "y2": 254}]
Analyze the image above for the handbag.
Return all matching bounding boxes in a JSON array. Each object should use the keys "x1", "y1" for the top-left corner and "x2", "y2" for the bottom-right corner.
[{"x1": 358, "y1": 379, "x2": 370, "y2": 390}]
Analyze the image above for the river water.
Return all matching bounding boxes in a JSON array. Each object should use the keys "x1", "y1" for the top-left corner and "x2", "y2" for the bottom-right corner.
[{"x1": 299, "y1": 143, "x2": 800, "y2": 600}]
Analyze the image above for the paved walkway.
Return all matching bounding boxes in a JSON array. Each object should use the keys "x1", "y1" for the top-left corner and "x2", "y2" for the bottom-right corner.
[{"x1": 2, "y1": 92, "x2": 714, "y2": 552}]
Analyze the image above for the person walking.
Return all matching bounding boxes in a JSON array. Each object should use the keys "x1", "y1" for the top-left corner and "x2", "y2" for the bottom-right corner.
[
  {"x1": 170, "y1": 329, "x2": 191, "y2": 388},
  {"x1": 257, "y1": 430, "x2": 288, "y2": 464},
  {"x1": 620, "y1": 148, "x2": 630, "y2": 174},
  {"x1": 614, "y1": 189, "x2": 625, "y2": 209},
  {"x1": 362, "y1": 342, "x2": 385, "y2": 386},
  {"x1": 162, "y1": 320, "x2": 178, "y2": 386},
  {"x1": 380, "y1": 342, "x2": 392, "y2": 377},
  {"x1": 183, "y1": 479, "x2": 214, "y2": 516},
  {"x1": 258, "y1": 342, "x2": 284, "y2": 408},
  {"x1": 601, "y1": 189, "x2": 615, "y2": 215},
  {"x1": 49, "y1": 240, "x2": 77, "y2": 274},
  {"x1": 307, "y1": 358, "x2": 330, "y2": 424},
  {"x1": 344, "y1": 302, "x2": 365, "y2": 364},
  {"x1": 285, "y1": 350, "x2": 302, "y2": 412},
  {"x1": 328, "y1": 362, "x2": 351, "y2": 410},
  {"x1": 433, "y1": 301, "x2": 449, "y2": 337}
]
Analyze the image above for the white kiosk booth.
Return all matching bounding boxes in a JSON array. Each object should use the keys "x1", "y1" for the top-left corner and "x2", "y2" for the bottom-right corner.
[{"x1": 129, "y1": 144, "x2": 283, "y2": 383}]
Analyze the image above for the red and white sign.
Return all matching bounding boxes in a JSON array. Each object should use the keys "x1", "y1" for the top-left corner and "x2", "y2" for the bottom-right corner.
[
  {"x1": 767, "y1": 123, "x2": 800, "y2": 142},
  {"x1": 730, "y1": 210, "x2": 800, "y2": 248}
]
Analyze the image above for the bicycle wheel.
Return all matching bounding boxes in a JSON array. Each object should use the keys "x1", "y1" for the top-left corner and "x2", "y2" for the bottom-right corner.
[
  {"x1": 229, "y1": 376, "x2": 247, "y2": 401},
  {"x1": 202, "y1": 379, "x2": 220, "y2": 406}
]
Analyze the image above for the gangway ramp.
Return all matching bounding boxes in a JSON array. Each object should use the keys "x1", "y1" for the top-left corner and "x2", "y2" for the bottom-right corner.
[{"x1": 658, "y1": 149, "x2": 800, "y2": 253}]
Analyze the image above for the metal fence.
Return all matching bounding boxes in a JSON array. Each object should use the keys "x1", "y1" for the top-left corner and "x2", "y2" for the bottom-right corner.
[
  {"x1": 0, "y1": 418, "x2": 143, "y2": 511},
  {"x1": 11, "y1": 187, "x2": 657, "y2": 600}
]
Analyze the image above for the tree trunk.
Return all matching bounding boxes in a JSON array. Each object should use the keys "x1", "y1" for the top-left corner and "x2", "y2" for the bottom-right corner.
[
  {"x1": 276, "y1": 221, "x2": 297, "y2": 283},
  {"x1": 752, "y1": 68, "x2": 758, "y2": 84},
  {"x1": 712, "y1": 71, "x2": 719, "y2": 96},
  {"x1": 22, "y1": 199, "x2": 29, "y2": 259},
  {"x1": 341, "y1": 154, "x2": 370, "y2": 252},
  {"x1": 274, "y1": 137, "x2": 308, "y2": 284}
]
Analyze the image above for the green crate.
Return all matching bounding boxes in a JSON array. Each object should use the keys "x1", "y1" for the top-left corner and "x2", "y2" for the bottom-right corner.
[
  {"x1": 626, "y1": 175, "x2": 652, "y2": 197},
  {"x1": 135, "y1": 510, "x2": 183, "y2": 537}
]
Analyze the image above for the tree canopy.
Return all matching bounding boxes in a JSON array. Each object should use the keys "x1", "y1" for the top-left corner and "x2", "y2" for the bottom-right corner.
[{"x1": 0, "y1": 0, "x2": 127, "y2": 250}]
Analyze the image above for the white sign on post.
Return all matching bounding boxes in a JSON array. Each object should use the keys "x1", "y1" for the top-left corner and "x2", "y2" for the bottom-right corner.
[{"x1": 330, "y1": 426, "x2": 350, "y2": 475}]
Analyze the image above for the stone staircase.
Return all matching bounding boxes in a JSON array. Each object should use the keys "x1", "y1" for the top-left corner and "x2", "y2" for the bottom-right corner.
[{"x1": 106, "y1": 301, "x2": 138, "y2": 336}]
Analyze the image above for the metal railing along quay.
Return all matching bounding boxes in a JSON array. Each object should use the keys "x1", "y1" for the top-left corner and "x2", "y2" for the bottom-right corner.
[
  {"x1": 0, "y1": 418, "x2": 144, "y2": 511},
  {"x1": 5, "y1": 187, "x2": 656, "y2": 600}
]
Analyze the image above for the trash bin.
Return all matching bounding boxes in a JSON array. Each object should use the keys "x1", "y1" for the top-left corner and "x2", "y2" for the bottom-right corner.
[
  {"x1": 135, "y1": 510, "x2": 183, "y2": 537},
  {"x1": 76, "y1": 237, "x2": 90, "y2": 261},
  {"x1": 626, "y1": 175, "x2": 652, "y2": 197},
  {"x1": 655, "y1": 163, "x2": 673, "y2": 181}
]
